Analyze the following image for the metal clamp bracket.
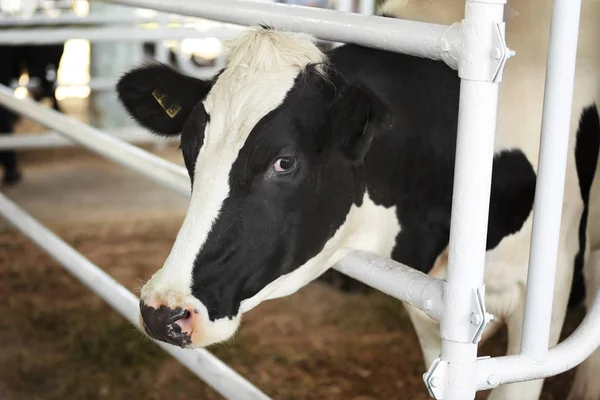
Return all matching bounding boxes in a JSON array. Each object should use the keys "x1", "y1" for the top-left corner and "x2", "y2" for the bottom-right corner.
[
  {"x1": 471, "y1": 285, "x2": 494, "y2": 343},
  {"x1": 445, "y1": 19, "x2": 515, "y2": 82},
  {"x1": 490, "y1": 22, "x2": 515, "y2": 83},
  {"x1": 424, "y1": 356, "x2": 492, "y2": 399},
  {"x1": 441, "y1": 283, "x2": 494, "y2": 344},
  {"x1": 423, "y1": 357, "x2": 447, "y2": 399}
]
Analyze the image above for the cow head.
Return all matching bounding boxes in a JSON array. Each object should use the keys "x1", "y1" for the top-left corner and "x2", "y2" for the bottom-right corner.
[{"x1": 117, "y1": 27, "x2": 390, "y2": 348}]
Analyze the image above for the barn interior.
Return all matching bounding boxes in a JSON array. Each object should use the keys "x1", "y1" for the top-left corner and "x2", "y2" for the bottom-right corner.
[{"x1": 0, "y1": 1, "x2": 592, "y2": 399}]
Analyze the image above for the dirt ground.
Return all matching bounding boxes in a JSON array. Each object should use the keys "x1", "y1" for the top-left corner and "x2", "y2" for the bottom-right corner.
[{"x1": 0, "y1": 105, "x2": 587, "y2": 399}]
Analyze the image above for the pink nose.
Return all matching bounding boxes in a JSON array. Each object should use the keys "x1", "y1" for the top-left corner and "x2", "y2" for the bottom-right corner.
[{"x1": 139, "y1": 300, "x2": 196, "y2": 347}]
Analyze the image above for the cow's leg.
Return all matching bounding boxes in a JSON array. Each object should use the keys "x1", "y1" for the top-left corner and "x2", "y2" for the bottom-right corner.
[
  {"x1": 404, "y1": 305, "x2": 442, "y2": 368},
  {"x1": 0, "y1": 46, "x2": 21, "y2": 185},
  {"x1": 0, "y1": 104, "x2": 20, "y2": 185},
  {"x1": 487, "y1": 247, "x2": 573, "y2": 400},
  {"x1": 568, "y1": 250, "x2": 600, "y2": 400}
]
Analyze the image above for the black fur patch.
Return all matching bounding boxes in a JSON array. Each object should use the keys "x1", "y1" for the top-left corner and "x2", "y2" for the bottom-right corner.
[
  {"x1": 570, "y1": 104, "x2": 600, "y2": 307},
  {"x1": 116, "y1": 63, "x2": 212, "y2": 135}
]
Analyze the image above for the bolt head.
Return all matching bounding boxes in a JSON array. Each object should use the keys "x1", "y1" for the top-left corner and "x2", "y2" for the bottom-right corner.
[
  {"x1": 423, "y1": 299, "x2": 433, "y2": 311},
  {"x1": 487, "y1": 375, "x2": 499, "y2": 386},
  {"x1": 430, "y1": 377, "x2": 440, "y2": 388},
  {"x1": 470, "y1": 312, "x2": 482, "y2": 325}
]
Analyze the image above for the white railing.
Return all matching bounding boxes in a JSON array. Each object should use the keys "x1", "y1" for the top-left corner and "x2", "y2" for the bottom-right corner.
[
  {"x1": 0, "y1": 24, "x2": 244, "y2": 44},
  {"x1": 0, "y1": 191, "x2": 270, "y2": 400},
  {"x1": 0, "y1": 127, "x2": 177, "y2": 150},
  {"x1": 0, "y1": 0, "x2": 597, "y2": 399}
]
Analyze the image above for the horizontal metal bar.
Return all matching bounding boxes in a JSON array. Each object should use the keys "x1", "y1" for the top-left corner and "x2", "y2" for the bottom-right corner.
[
  {"x1": 334, "y1": 251, "x2": 444, "y2": 321},
  {"x1": 0, "y1": 25, "x2": 244, "y2": 45},
  {"x1": 12, "y1": 77, "x2": 116, "y2": 92},
  {"x1": 0, "y1": 128, "x2": 177, "y2": 150},
  {"x1": 0, "y1": 84, "x2": 190, "y2": 196},
  {"x1": 0, "y1": 192, "x2": 270, "y2": 400},
  {"x1": 0, "y1": 13, "x2": 160, "y2": 27},
  {"x1": 98, "y1": 0, "x2": 457, "y2": 64},
  {"x1": 11, "y1": 72, "x2": 218, "y2": 93},
  {"x1": 477, "y1": 287, "x2": 600, "y2": 390}
]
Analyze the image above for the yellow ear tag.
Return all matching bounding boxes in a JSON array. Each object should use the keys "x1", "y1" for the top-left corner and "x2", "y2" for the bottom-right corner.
[{"x1": 152, "y1": 89, "x2": 182, "y2": 118}]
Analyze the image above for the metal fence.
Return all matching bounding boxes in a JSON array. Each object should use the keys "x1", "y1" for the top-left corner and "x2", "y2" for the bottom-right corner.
[{"x1": 1, "y1": 0, "x2": 599, "y2": 399}]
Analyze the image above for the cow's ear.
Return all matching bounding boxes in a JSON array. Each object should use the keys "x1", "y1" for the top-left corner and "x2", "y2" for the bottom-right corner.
[
  {"x1": 329, "y1": 83, "x2": 391, "y2": 164},
  {"x1": 116, "y1": 63, "x2": 212, "y2": 136}
]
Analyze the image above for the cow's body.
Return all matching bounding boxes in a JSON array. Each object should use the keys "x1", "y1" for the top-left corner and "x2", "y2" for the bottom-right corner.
[
  {"x1": 382, "y1": 1, "x2": 600, "y2": 399},
  {"x1": 116, "y1": 2, "x2": 600, "y2": 399},
  {"x1": 0, "y1": 43, "x2": 64, "y2": 185}
]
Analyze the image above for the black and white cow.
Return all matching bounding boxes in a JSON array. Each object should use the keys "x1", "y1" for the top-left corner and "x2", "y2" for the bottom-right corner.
[
  {"x1": 0, "y1": 43, "x2": 65, "y2": 185},
  {"x1": 379, "y1": 2, "x2": 600, "y2": 399},
  {"x1": 116, "y1": 5, "x2": 600, "y2": 400}
]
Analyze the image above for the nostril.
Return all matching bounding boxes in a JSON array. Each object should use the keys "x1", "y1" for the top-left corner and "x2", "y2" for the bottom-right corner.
[
  {"x1": 139, "y1": 301, "x2": 195, "y2": 346},
  {"x1": 166, "y1": 307, "x2": 190, "y2": 324}
]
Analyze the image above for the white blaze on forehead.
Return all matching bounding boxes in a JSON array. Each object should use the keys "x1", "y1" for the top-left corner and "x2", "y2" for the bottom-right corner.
[{"x1": 141, "y1": 27, "x2": 326, "y2": 303}]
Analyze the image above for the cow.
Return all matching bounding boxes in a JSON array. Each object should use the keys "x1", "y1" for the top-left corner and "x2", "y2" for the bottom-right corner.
[
  {"x1": 115, "y1": 2, "x2": 600, "y2": 399},
  {"x1": 0, "y1": 43, "x2": 64, "y2": 185},
  {"x1": 381, "y1": 1, "x2": 600, "y2": 399}
]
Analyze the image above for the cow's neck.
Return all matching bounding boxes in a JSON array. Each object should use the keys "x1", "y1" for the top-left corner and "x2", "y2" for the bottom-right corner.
[
  {"x1": 309, "y1": 168, "x2": 401, "y2": 277},
  {"x1": 246, "y1": 185, "x2": 400, "y2": 307}
]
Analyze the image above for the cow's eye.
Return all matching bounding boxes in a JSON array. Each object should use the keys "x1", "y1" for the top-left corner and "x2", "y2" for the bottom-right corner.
[{"x1": 273, "y1": 157, "x2": 297, "y2": 173}]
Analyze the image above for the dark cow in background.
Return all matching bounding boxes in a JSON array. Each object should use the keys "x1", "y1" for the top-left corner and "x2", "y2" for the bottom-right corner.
[
  {"x1": 115, "y1": 2, "x2": 600, "y2": 399},
  {"x1": 0, "y1": 43, "x2": 64, "y2": 185}
]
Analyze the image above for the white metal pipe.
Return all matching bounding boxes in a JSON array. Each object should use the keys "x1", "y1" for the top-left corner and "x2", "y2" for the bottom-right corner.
[
  {"x1": 0, "y1": 129, "x2": 177, "y2": 150},
  {"x1": 12, "y1": 74, "x2": 217, "y2": 93},
  {"x1": 441, "y1": 81, "x2": 500, "y2": 400},
  {"x1": 0, "y1": 13, "x2": 161, "y2": 26},
  {"x1": 334, "y1": 251, "x2": 444, "y2": 321},
  {"x1": 99, "y1": 0, "x2": 459, "y2": 65},
  {"x1": 154, "y1": 40, "x2": 170, "y2": 64},
  {"x1": 477, "y1": 288, "x2": 600, "y2": 390},
  {"x1": 358, "y1": 0, "x2": 374, "y2": 15},
  {"x1": 438, "y1": 1, "x2": 505, "y2": 399},
  {"x1": 0, "y1": 192, "x2": 270, "y2": 400},
  {"x1": 0, "y1": 25, "x2": 244, "y2": 45},
  {"x1": 10, "y1": 77, "x2": 115, "y2": 91},
  {"x1": 335, "y1": 0, "x2": 353, "y2": 13},
  {"x1": 0, "y1": 84, "x2": 190, "y2": 196},
  {"x1": 519, "y1": 0, "x2": 582, "y2": 361}
]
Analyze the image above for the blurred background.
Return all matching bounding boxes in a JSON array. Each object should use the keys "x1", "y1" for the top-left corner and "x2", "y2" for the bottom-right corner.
[{"x1": 0, "y1": 1, "x2": 584, "y2": 399}]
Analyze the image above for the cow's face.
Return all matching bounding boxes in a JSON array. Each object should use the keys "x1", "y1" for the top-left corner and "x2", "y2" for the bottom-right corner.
[{"x1": 117, "y1": 27, "x2": 389, "y2": 348}]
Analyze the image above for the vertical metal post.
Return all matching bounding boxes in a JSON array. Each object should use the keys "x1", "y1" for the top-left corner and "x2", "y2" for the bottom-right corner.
[
  {"x1": 520, "y1": 0, "x2": 582, "y2": 361},
  {"x1": 89, "y1": 2, "x2": 143, "y2": 130},
  {"x1": 335, "y1": 0, "x2": 353, "y2": 13},
  {"x1": 152, "y1": 37, "x2": 169, "y2": 152},
  {"x1": 358, "y1": 0, "x2": 374, "y2": 15},
  {"x1": 438, "y1": 1, "x2": 506, "y2": 399}
]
